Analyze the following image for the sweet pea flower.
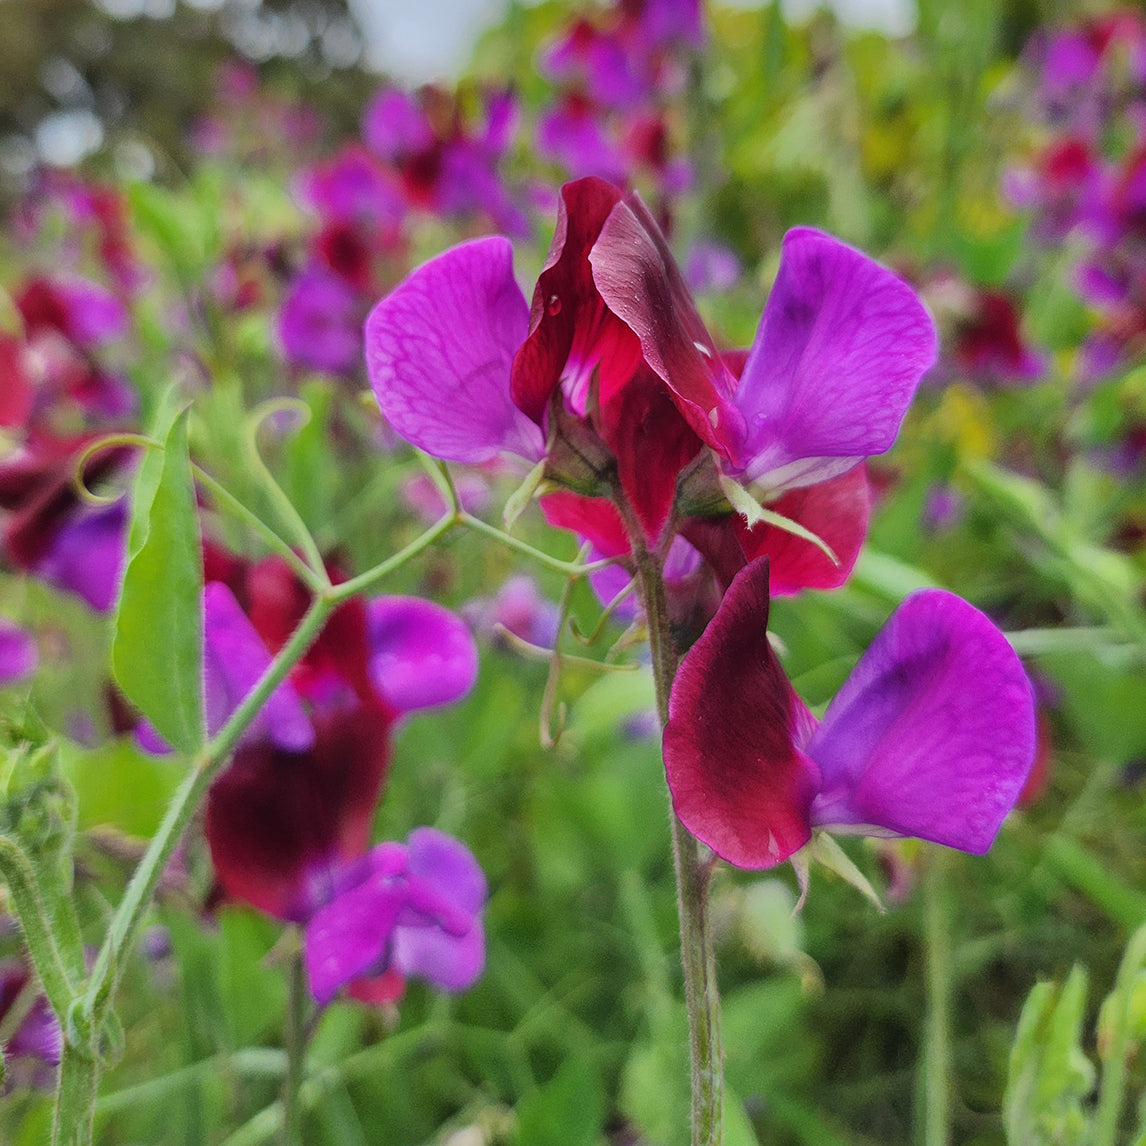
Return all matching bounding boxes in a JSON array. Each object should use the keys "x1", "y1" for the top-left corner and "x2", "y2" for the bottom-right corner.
[
  {"x1": 304, "y1": 827, "x2": 486, "y2": 1005},
  {"x1": 663, "y1": 558, "x2": 1036, "y2": 869},
  {"x1": 278, "y1": 268, "x2": 363, "y2": 375},
  {"x1": 192, "y1": 553, "x2": 483, "y2": 1004},
  {"x1": 366, "y1": 178, "x2": 934, "y2": 563}
]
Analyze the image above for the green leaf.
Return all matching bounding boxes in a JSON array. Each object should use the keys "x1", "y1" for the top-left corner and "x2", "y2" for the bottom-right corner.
[
  {"x1": 514, "y1": 1058, "x2": 604, "y2": 1146},
  {"x1": 718, "y1": 474, "x2": 839, "y2": 564},
  {"x1": 128, "y1": 182, "x2": 208, "y2": 278},
  {"x1": 112, "y1": 397, "x2": 204, "y2": 756},
  {"x1": 59, "y1": 738, "x2": 182, "y2": 839},
  {"x1": 1003, "y1": 966, "x2": 1094, "y2": 1146},
  {"x1": 503, "y1": 458, "x2": 547, "y2": 532},
  {"x1": 810, "y1": 833, "x2": 885, "y2": 913}
]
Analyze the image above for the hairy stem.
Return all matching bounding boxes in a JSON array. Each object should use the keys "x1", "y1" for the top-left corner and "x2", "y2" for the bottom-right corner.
[{"x1": 626, "y1": 521, "x2": 724, "y2": 1146}]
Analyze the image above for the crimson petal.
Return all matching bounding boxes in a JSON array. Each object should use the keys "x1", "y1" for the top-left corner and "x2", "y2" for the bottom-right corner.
[
  {"x1": 590, "y1": 193, "x2": 745, "y2": 457},
  {"x1": 510, "y1": 177, "x2": 641, "y2": 424},
  {"x1": 736, "y1": 465, "x2": 871, "y2": 595},
  {"x1": 204, "y1": 704, "x2": 394, "y2": 921},
  {"x1": 664, "y1": 557, "x2": 820, "y2": 868}
]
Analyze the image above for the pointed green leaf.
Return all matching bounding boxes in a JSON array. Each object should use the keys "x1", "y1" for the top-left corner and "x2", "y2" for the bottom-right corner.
[
  {"x1": 503, "y1": 457, "x2": 546, "y2": 532},
  {"x1": 718, "y1": 474, "x2": 839, "y2": 564},
  {"x1": 112, "y1": 397, "x2": 204, "y2": 755},
  {"x1": 514, "y1": 1058, "x2": 604, "y2": 1146},
  {"x1": 811, "y1": 833, "x2": 885, "y2": 913}
]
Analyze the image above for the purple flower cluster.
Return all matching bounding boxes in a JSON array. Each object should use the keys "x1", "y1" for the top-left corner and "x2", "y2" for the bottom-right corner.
[{"x1": 1010, "y1": 13, "x2": 1146, "y2": 380}]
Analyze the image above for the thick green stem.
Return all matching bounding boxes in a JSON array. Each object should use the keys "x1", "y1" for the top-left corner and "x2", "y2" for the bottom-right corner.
[
  {"x1": 0, "y1": 836, "x2": 77, "y2": 1017},
  {"x1": 53, "y1": 1044, "x2": 98, "y2": 1146},
  {"x1": 921, "y1": 849, "x2": 952, "y2": 1146},
  {"x1": 629, "y1": 537, "x2": 724, "y2": 1146},
  {"x1": 282, "y1": 951, "x2": 309, "y2": 1146}
]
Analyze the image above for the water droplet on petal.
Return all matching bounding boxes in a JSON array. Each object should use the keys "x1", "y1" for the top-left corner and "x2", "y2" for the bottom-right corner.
[{"x1": 546, "y1": 294, "x2": 562, "y2": 316}]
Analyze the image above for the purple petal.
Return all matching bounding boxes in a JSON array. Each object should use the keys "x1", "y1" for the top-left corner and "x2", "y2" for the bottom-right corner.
[
  {"x1": 55, "y1": 278, "x2": 128, "y2": 348},
  {"x1": 393, "y1": 917, "x2": 485, "y2": 993},
  {"x1": 406, "y1": 827, "x2": 487, "y2": 917},
  {"x1": 734, "y1": 228, "x2": 937, "y2": 487},
  {"x1": 807, "y1": 590, "x2": 1036, "y2": 853},
  {"x1": 33, "y1": 501, "x2": 125, "y2": 612},
  {"x1": 203, "y1": 582, "x2": 314, "y2": 751},
  {"x1": 365, "y1": 597, "x2": 478, "y2": 713},
  {"x1": 0, "y1": 621, "x2": 37, "y2": 686},
  {"x1": 365, "y1": 238, "x2": 543, "y2": 464},
  {"x1": 278, "y1": 269, "x2": 362, "y2": 375},
  {"x1": 361, "y1": 88, "x2": 433, "y2": 160},
  {"x1": 0, "y1": 961, "x2": 62, "y2": 1067},
  {"x1": 304, "y1": 872, "x2": 407, "y2": 1005}
]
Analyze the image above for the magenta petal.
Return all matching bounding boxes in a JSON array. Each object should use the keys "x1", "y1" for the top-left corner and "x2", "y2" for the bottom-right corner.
[
  {"x1": 203, "y1": 582, "x2": 314, "y2": 751},
  {"x1": 33, "y1": 501, "x2": 125, "y2": 612},
  {"x1": 663, "y1": 557, "x2": 820, "y2": 868},
  {"x1": 365, "y1": 237, "x2": 543, "y2": 464},
  {"x1": 304, "y1": 874, "x2": 407, "y2": 1005},
  {"x1": 394, "y1": 827, "x2": 486, "y2": 991},
  {"x1": 590, "y1": 195, "x2": 745, "y2": 457},
  {"x1": 807, "y1": 590, "x2": 1036, "y2": 853},
  {"x1": 406, "y1": 827, "x2": 487, "y2": 917},
  {"x1": 0, "y1": 621, "x2": 37, "y2": 686},
  {"x1": 735, "y1": 228, "x2": 937, "y2": 486},
  {"x1": 365, "y1": 597, "x2": 478, "y2": 713},
  {"x1": 393, "y1": 918, "x2": 485, "y2": 993}
]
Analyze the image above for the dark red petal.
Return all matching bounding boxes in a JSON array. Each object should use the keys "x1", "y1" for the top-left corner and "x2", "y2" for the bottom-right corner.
[
  {"x1": 244, "y1": 556, "x2": 376, "y2": 705},
  {"x1": 204, "y1": 703, "x2": 394, "y2": 921},
  {"x1": 663, "y1": 557, "x2": 819, "y2": 868},
  {"x1": 590, "y1": 194, "x2": 745, "y2": 457},
  {"x1": 540, "y1": 489, "x2": 630, "y2": 556},
  {"x1": 735, "y1": 465, "x2": 870, "y2": 595},
  {"x1": 598, "y1": 361, "x2": 702, "y2": 544},
  {"x1": 0, "y1": 337, "x2": 32, "y2": 429},
  {"x1": 679, "y1": 516, "x2": 750, "y2": 590},
  {"x1": 1, "y1": 433, "x2": 128, "y2": 567},
  {"x1": 510, "y1": 177, "x2": 634, "y2": 424}
]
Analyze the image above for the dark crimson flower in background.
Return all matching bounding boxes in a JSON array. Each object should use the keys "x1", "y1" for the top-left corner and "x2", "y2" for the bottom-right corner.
[
  {"x1": 185, "y1": 551, "x2": 483, "y2": 1005},
  {"x1": 950, "y1": 289, "x2": 1047, "y2": 386},
  {"x1": 663, "y1": 558, "x2": 1036, "y2": 868},
  {"x1": 0, "y1": 433, "x2": 128, "y2": 611}
]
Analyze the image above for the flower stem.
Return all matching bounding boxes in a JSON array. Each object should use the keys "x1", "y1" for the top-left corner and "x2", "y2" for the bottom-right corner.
[
  {"x1": 282, "y1": 950, "x2": 309, "y2": 1146},
  {"x1": 629, "y1": 535, "x2": 724, "y2": 1146},
  {"x1": 921, "y1": 848, "x2": 953, "y2": 1146}
]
